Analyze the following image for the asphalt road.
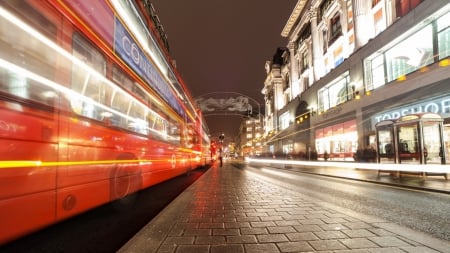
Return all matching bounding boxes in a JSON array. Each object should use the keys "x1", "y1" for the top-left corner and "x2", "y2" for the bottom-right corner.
[{"x1": 237, "y1": 163, "x2": 450, "y2": 242}]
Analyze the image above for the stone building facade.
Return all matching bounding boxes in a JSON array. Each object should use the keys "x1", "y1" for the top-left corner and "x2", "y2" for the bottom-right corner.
[{"x1": 262, "y1": 0, "x2": 450, "y2": 161}]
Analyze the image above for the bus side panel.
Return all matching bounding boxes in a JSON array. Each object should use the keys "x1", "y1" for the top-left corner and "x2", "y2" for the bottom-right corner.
[
  {"x1": 55, "y1": 180, "x2": 109, "y2": 221},
  {"x1": 0, "y1": 104, "x2": 58, "y2": 244},
  {"x1": 55, "y1": 116, "x2": 118, "y2": 219},
  {"x1": 0, "y1": 191, "x2": 55, "y2": 244}
]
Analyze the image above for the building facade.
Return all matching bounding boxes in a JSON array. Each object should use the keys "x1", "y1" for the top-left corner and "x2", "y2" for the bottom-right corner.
[
  {"x1": 237, "y1": 116, "x2": 264, "y2": 157},
  {"x1": 262, "y1": 0, "x2": 450, "y2": 161}
]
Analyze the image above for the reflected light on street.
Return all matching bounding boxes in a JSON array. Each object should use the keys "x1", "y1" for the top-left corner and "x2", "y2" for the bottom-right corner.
[
  {"x1": 245, "y1": 157, "x2": 450, "y2": 174},
  {"x1": 260, "y1": 168, "x2": 294, "y2": 178}
]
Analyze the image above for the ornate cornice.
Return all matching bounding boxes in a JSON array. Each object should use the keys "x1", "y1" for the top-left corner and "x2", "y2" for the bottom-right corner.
[{"x1": 281, "y1": 0, "x2": 308, "y2": 37}]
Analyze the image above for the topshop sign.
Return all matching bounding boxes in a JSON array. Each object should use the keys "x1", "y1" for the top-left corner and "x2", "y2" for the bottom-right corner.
[{"x1": 372, "y1": 96, "x2": 450, "y2": 125}]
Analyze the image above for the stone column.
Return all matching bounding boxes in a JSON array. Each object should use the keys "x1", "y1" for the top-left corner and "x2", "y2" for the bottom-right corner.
[
  {"x1": 352, "y1": 0, "x2": 373, "y2": 48},
  {"x1": 287, "y1": 41, "x2": 300, "y2": 98},
  {"x1": 310, "y1": 8, "x2": 324, "y2": 81}
]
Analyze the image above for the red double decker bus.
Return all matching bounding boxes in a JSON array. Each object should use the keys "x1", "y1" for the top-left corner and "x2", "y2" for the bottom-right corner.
[{"x1": 0, "y1": 0, "x2": 211, "y2": 244}]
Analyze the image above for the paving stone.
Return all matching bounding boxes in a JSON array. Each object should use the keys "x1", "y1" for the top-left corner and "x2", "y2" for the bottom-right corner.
[
  {"x1": 286, "y1": 232, "x2": 319, "y2": 241},
  {"x1": 156, "y1": 243, "x2": 176, "y2": 253},
  {"x1": 212, "y1": 228, "x2": 240, "y2": 236},
  {"x1": 227, "y1": 235, "x2": 258, "y2": 243},
  {"x1": 250, "y1": 221, "x2": 277, "y2": 227},
  {"x1": 211, "y1": 244, "x2": 244, "y2": 253},
  {"x1": 277, "y1": 241, "x2": 314, "y2": 252},
  {"x1": 163, "y1": 236, "x2": 195, "y2": 245},
  {"x1": 224, "y1": 221, "x2": 251, "y2": 229},
  {"x1": 367, "y1": 228, "x2": 395, "y2": 236},
  {"x1": 260, "y1": 216, "x2": 284, "y2": 221},
  {"x1": 369, "y1": 236, "x2": 412, "y2": 247},
  {"x1": 267, "y1": 226, "x2": 296, "y2": 234},
  {"x1": 245, "y1": 243, "x2": 280, "y2": 253},
  {"x1": 366, "y1": 248, "x2": 405, "y2": 253},
  {"x1": 257, "y1": 233, "x2": 289, "y2": 243},
  {"x1": 183, "y1": 228, "x2": 211, "y2": 236},
  {"x1": 195, "y1": 236, "x2": 226, "y2": 245},
  {"x1": 236, "y1": 216, "x2": 260, "y2": 222},
  {"x1": 213, "y1": 217, "x2": 236, "y2": 222},
  {"x1": 274, "y1": 220, "x2": 301, "y2": 226},
  {"x1": 319, "y1": 223, "x2": 348, "y2": 231},
  {"x1": 293, "y1": 224, "x2": 323, "y2": 232},
  {"x1": 240, "y1": 227, "x2": 268, "y2": 235},
  {"x1": 314, "y1": 230, "x2": 348, "y2": 240},
  {"x1": 400, "y1": 246, "x2": 441, "y2": 253},
  {"x1": 334, "y1": 249, "x2": 371, "y2": 253},
  {"x1": 340, "y1": 238, "x2": 379, "y2": 249},
  {"x1": 343, "y1": 221, "x2": 374, "y2": 229},
  {"x1": 175, "y1": 245, "x2": 209, "y2": 253},
  {"x1": 322, "y1": 217, "x2": 349, "y2": 224},
  {"x1": 300, "y1": 218, "x2": 326, "y2": 225},
  {"x1": 309, "y1": 239, "x2": 348, "y2": 251},
  {"x1": 199, "y1": 223, "x2": 224, "y2": 229},
  {"x1": 342, "y1": 229, "x2": 377, "y2": 238}
]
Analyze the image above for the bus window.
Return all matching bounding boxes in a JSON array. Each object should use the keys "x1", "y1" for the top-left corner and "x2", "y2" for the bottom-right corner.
[
  {"x1": 128, "y1": 100, "x2": 148, "y2": 135},
  {"x1": 71, "y1": 33, "x2": 106, "y2": 119},
  {"x1": 147, "y1": 110, "x2": 167, "y2": 139},
  {"x1": 0, "y1": 0, "x2": 57, "y2": 107},
  {"x1": 112, "y1": 65, "x2": 134, "y2": 95},
  {"x1": 112, "y1": 65, "x2": 150, "y2": 109}
]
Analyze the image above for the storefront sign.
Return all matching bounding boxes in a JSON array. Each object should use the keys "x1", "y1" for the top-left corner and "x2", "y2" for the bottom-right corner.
[
  {"x1": 321, "y1": 107, "x2": 342, "y2": 119},
  {"x1": 372, "y1": 96, "x2": 450, "y2": 126}
]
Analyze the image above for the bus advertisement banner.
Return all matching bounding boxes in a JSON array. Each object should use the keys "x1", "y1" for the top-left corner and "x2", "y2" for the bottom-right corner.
[{"x1": 114, "y1": 17, "x2": 186, "y2": 119}]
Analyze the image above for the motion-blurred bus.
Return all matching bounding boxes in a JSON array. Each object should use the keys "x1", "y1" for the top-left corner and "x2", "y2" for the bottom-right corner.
[{"x1": 0, "y1": 0, "x2": 211, "y2": 244}]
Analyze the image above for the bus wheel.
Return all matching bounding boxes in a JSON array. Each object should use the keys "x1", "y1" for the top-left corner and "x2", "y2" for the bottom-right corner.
[{"x1": 110, "y1": 153, "x2": 142, "y2": 209}]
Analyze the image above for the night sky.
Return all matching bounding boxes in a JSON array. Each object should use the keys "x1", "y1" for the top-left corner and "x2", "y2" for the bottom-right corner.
[{"x1": 150, "y1": 1, "x2": 297, "y2": 141}]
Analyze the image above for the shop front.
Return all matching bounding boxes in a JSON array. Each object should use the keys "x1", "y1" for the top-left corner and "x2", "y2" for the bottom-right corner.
[{"x1": 315, "y1": 119, "x2": 358, "y2": 161}]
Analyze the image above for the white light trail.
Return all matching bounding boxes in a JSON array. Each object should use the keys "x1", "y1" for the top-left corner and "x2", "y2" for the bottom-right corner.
[{"x1": 245, "y1": 157, "x2": 450, "y2": 174}]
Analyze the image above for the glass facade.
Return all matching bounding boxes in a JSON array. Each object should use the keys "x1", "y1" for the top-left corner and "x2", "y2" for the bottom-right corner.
[
  {"x1": 437, "y1": 12, "x2": 450, "y2": 60},
  {"x1": 279, "y1": 112, "x2": 290, "y2": 130},
  {"x1": 318, "y1": 72, "x2": 350, "y2": 112},
  {"x1": 365, "y1": 11, "x2": 449, "y2": 91},
  {"x1": 315, "y1": 119, "x2": 357, "y2": 160}
]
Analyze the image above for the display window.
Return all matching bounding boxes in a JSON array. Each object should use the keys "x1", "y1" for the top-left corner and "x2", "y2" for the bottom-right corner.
[
  {"x1": 315, "y1": 119, "x2": 357, "y2": 160},
  {"x1": 364, "y1": 10, "x2": 449, "y2": 92}
]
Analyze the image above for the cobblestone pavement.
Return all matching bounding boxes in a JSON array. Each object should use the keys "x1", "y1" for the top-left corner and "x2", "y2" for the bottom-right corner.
[{"x1": 119, "y1": 162, "x2": 450, "y2": 253}]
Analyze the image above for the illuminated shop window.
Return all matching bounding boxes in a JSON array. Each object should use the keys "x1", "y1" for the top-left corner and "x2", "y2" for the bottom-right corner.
[
  {"x1": 364, "y1": 10, "x2": 449, "y2": 91},
  {"x1": 279, "y1": 112, "x2": 290, "y2": 130},
  {"x1": 317, "y1": 72, "x2": 350, "y2": 112},
  {"x1": 282, "y1": 143, "x2": 293, "y2": 154},
  {"x1": 437, "y1": 12, "x2": 450, "y2": 59},
  {"x1": 385, "y1": 25, "x2": 433, "y2": 82},
  {"x1": 315, "y1": 120, "x2": 357, "y2": 160}
]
